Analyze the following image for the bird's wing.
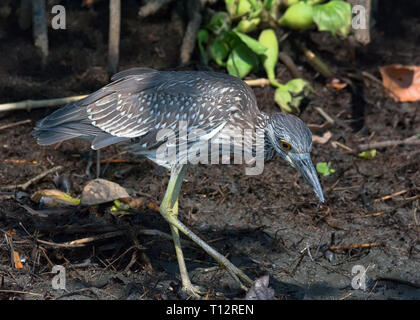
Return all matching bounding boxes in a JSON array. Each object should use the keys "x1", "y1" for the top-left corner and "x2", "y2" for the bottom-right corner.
[{"x1": 83, "y1": 70, "x2": 258, "y2": 148}]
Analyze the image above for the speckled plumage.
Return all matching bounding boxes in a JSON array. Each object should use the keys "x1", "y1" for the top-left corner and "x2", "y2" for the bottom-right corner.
[{"x1": 32, "y1": 68, "x2": 314, "y2": 172}]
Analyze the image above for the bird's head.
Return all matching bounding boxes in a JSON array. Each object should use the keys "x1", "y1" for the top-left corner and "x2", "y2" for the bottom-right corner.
[{"x1": 265, "y1": 113, "x2": 324, "y2": 203}]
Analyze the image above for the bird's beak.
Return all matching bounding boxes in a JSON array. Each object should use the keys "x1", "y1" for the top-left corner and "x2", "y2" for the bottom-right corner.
[{"x1": 287, "y1": 153, "x2": 324, "y2": 203}]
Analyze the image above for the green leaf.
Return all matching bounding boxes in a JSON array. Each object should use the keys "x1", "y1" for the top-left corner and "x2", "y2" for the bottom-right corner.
[
  {"x1": 233, "y1": 30, "x2": 267, "y2": 55},
  {"x1": 278, "y1": 2, "x2": 314, "y2": 30},
  {"x1": 274, "y1": 86, "x2": 295, "y2": 113},
  {"x1": 227, "y1": 42, "x2": 259, "y2": 79},
  {"x1": 197, "y1": 29, "x2": 209, "y2": 64},
  {"x1": 313, "y1": 0, "x2": 352, "y2": 36},
  {"x1": 275, "y1": 79, "x2": 312, "y2": 113},
  {"x1": 284, "y1": 78, "x2": 312, "y2": 94},
  {"x1": 284, "y1": 78, "x2": 312, "y2": 113},
  {"x1": 234, "y1": 17, "x2": 261, "y2": 33},
  {"x1": 263, "y1": 0, "x2": 274, "y2": 10},
  {"x1": 206, "y1": 12, "x2": 231, "y2": 35},
  {"x1": 210, "y1": 37, "x2": 230, "y2": 67},
  {"x1": 258, "y1": 29, "x2": 280, "y2": 86},
  {"x1": 358, "y1": 149, "x2": 377, "y2": 159},
  {"x1": 225, "y1": 0, "x2": 252, "y2": 17},
  {"x1": 316, "y1": 162, "x2": 336, "y2": 176},
  {"x1": 247, "y1": 0, "x2": 263, "y2": 18}
]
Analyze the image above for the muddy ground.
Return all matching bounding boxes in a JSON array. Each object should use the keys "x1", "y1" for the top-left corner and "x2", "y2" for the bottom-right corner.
[{"x1": 0, "y1": 1, "x2": 419, "y2": 300}]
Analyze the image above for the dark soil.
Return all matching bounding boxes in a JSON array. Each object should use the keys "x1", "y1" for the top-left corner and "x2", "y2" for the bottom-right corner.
[{"x1": 0, "y1": 1, "x2": 419, "y2": 300}]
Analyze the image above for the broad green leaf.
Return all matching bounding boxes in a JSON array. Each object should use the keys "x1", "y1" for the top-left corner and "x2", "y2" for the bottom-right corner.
[
  {"x1": 233, "y1": 30, "x2": 267, "y2": 55},
  {"x1": 210, "y1": 37, "x2": 230, "y2": 67},
  {"x1": 274, "y1": 86, "x2": 294, "y2": 113},
  {"x1": 227, "y1": 42, "x2": 259, "y2": 79},
  {"x1": 284, "y1": 78, "x2": 312, "y2": 94},
  {"x1": 234, "y1": 17, "x2": 261, "y2": 33},
  {"x1": 258, "y1": 29, "x2": 281, "y2": 87},
  {"x1": 226, "y1": 0, "x2": 252, "y2": 17},
  {"x1": 206, "y1": 12, "x2": 231, "y2": 35},
  {"x1": 275, "y1": 79, "x2": 312, "y2": 113},
  {"x1": 313, "y1": 0, "x2": 352, "y2": 36},
  {"x1": 278, "y1": 2, "x2": 314, "y2": 29},
  {"x1": 316, "y1": 162, "x2": 336, "y2": 176},
  {"x1": 284, "y1": 0, "x2": 300, "y2": 7},
  {"x1": 358, "y1": 149, "x2": 377, "y2": 159},
  {"x1": 247, "y1": 0, "x2": 263, "y2": 18},
  {"x1": 263, "y1": 0, "x2": 274, "y2": 10},
  {"x1": 197, "y1": 29, "x2": 209, "y2": 64}
]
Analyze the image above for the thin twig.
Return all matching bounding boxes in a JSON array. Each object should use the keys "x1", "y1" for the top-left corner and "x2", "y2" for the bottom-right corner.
[
  {"x1": 36, "y1": 231, "x2": 125, "y2": 248},
  {"x1": 374, "y1": 189, "x2": 408, "y2": 203},
  {"x1": 358, "y1": 136, "x2": 420, "y2": 152},
  {"x1": 278, "y1": 51, "x2": 301, "y2": 78},
  {"x1": 328, "y1": 243, "x2": 379, "y2": 251},
  {"x1": 1, "y1": 166, "x2": 63, "y2": 190},
  {"x1": 352, "y1": 212, "x2": 385, "y2": 219},
  {"x1": 0, "y1": 119, "x2": 32, "y2": 131},
  {"x1": 0, "y1": 289, "x2": 43, "y2": 297},
  {"x1": 0, "y1": 95, "x2": 87, "y2": 112},
  {"x1": 244, "y1": 78, "x2": 270, "y2": 87},
  {"x1": 180, "y1": 0, "x2": 202, "y2": 65},
  {"x1": 314, "y1": 106, "x2": 335, "y2": 125},
  {"x1": 108, "y1": 0, "x2": 121, "y2": 76},
  {"x1": 138, "y1": 0, "x2": 174, "y2": 17}
]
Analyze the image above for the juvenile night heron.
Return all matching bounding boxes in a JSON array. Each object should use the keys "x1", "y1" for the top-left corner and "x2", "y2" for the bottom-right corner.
[{"x1": 32, "y1": 68, "x2": 324, "y2": 296}]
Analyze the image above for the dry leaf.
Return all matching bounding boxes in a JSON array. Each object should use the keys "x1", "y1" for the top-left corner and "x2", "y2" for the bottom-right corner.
[
  {"x1": 148, "y1": 202, "x2": 160, "y2": 211},
  {"x1": 312, "y1": 131, "x2": 332, "y2": 144},
  {"x1": 31, "y1": 189, "x2": 80, "y2": 206},
  {"x1": 81, "y1": 178, "x2": 130, "y2": 205},
  {"x1": 326, "y1": 78, "x2": 348, "y2": 90},
  {"x1": 379, "y1": 64, "x2": 420, "y2": 102},
  {"x1": 13, "y1": 251, "x2": 23, "y2": 269}
]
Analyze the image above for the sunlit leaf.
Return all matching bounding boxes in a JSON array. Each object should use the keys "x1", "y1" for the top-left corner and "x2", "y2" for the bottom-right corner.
[
  {"x1": 233, "y1": 30, "x2": 267, "y2": 55},
  {"x1": 227, "y1": 42, "x2": 259, "y2": 79},
  {"x1": 274, "y1": 86, "x2": 294, "y2": 113},
  {"x1": 278, "y1": 2, "x2": 314, "y2": 30},
  {"x1": 281, "y1": 78, "x2": 312, "y2": 113},
  {"x1": 226, "y1": 0, "x2": 252, "y2": 17},
  {"x1": 258, "y1": 29, "x2": 280, "y2": 87},
  {"x1": 234, "y1": 17, "x2": 261, "y2": 33},
  {"x1": 313, "y1": 0, "x2": 352, "y2": 36},
  {"x1": 316, "y1": 162, "x2": 336, "y2": 176},
  {"x1": 358, "y1": 149, "x2": 377, "y2": 159}
]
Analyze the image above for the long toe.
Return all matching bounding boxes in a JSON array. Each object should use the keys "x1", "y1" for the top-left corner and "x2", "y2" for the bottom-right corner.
[{"x1": 180, "y1": 282, "x2": 207, "y2": 299}]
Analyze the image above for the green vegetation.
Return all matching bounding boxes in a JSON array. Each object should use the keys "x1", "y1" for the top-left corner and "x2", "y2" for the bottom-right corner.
[
  {"x1": 198, "y1": 0, "x2": 352, "y2": 113},
  {"x1": 316, "y1": 161, "x2": 336, "y2": 176}
]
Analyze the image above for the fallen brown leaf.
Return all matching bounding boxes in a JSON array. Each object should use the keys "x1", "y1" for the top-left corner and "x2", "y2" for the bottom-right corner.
[
  {"x1": 13, "y1": 251, "x2": 23, "y2": 269},
  {"x1": 379, "y1": 64, "x2": 420, "y2": 102},
  {"x1": 312, "y1": 131, "x2": 332, "y2": 144}
]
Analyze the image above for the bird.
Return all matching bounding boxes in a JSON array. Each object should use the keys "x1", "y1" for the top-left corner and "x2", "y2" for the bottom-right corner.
[{"x1": 32, "y1": 68, "x2": 324, "y2": 296}]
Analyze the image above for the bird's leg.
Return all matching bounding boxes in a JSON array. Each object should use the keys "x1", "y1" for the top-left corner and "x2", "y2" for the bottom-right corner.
[
  {"x1": 159, "y1": 165, "x2": 253, "y2": 296},
  {"x1": 96, "y1": 149, "x2": 101, "y2": 178},
  {"x1": 159, "y1": 164, "x2": 202, "y2": 296}
]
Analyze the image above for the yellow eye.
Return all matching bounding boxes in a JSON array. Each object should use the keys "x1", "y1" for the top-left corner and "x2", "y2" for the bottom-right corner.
[{"x1": 280, "y1": 140, "x2": 292, "y2": 151}]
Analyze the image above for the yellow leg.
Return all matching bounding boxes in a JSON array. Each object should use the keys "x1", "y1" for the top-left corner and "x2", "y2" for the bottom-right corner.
[{"x1": 159, "y1": 165, "x2": 253, "y2": 296}]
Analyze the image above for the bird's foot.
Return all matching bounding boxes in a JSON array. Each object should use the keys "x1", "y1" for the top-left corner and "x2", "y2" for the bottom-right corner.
[{"x1": 181, "y1": 282, "x2": 207, "y2": 299}]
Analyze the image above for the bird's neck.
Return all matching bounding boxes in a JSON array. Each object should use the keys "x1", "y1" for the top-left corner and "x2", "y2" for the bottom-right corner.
[{"x1": 260, "y1": 112, "x2": 276, "y2": 161}]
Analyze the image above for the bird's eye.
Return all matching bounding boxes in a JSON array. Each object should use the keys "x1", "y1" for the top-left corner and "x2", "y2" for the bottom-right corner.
[{"x1": 280, "y1": 140, "x2": 292, "y2": 151}]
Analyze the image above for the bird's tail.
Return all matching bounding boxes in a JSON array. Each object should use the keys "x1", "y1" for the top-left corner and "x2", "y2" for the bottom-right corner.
[{"x1": 31, "y1": 100, "x2": 101, "y2": 146}]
